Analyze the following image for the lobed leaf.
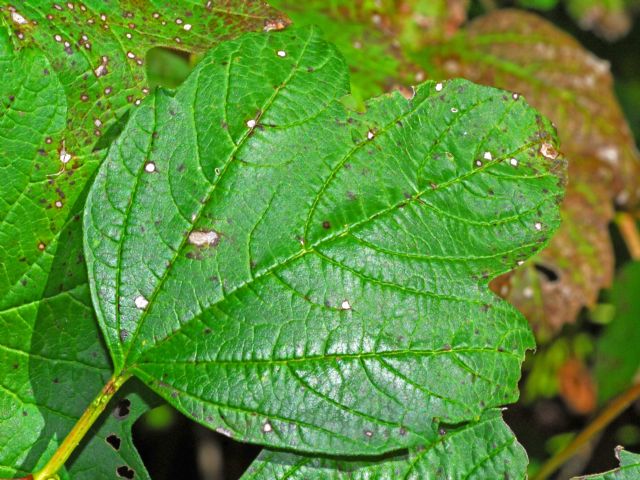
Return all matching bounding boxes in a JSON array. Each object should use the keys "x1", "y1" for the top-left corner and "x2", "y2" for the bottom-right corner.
[{"x1": 84, "y1": 26, "x2": 565, "y2": 455}]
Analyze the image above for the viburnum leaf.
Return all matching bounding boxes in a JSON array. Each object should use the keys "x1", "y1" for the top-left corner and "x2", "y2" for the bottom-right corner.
[
  {"x1": 0, "y1": 1, "x2": 285, "y2": 477},
  {"x1": 84, "y1": 25, "x2": 565, "y2": 455},
  {"x1": 241, "y1": 410, "x2": 528, "y2": 479},
  {"x1": 572, "y1": 447, "x2": 640, "y2": 479}
]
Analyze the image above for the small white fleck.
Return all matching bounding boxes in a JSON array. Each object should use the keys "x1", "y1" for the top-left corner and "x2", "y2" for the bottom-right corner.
[
  {"x1": 94, "y1": 63, "x2": 107, "y2": 77},
  {"x1": 367, "y1": 130, "x2": 375, "y2": 140},
  {"x1": 55, "y1": 200, "x2": 63, "y2": 208},
  {"x1": 54, "y1": 34, "x2": 63, "y2": 42},
  {"x1": 517, "y1": 260, "x2": 525, "y2": 266},
  {"x1": 134, "y1": 99, "x2": 141, "y2": 106},
  {"x1": 59, "y1": 144, "x2": 71, "y2": 164},
  {"x1": 371, "y1": 14, "x2": 381, "y2": 25},
  {"x1": 63, "y1": 41, "x2": 70, "y2": 48},
  {"x1": 11, "y1": 11, "x2": 28, "y2": 25},
  {"x1": 66, "y1": 2, "x2": 74, "y2": 9},
  {"x1": 136, "y1": 59, "x2": 143, "y2": 66},
  {"x1": 127, "y1": 51, "x2": 135, "y2": 59},
  {"x1": 142, "y1": 87, "x2": 150, "y2": 94},
  {"x1": 144, "y1": 162, "x2": 156, "y2": 173},
  {"x1": 475, "y1": 160, "x2": 482, "y2": 167},
  {"x1": 126, "y1": 32, "x2": 132, "y2": 39},
  {"x1": 512, "y1": 92, "x2": 520, "y2": 100},
  {"x1": 53, "y1": 4, "x2": 63, "y2": 10},
  {"x1": 134, "y1": 295, "x2": 149, "y2": 310},
  {"x1": 246, "y1": 119, "x2": 256, "y2": 128},
  {"x1": 94, "y1": 119, "x2": 102, "y2": 127},
  {"x1": 188, "y1": 230, "x2": 219, "y2": 247},
  {"x1": 534, "y1": 222, "x2": 542, "y2": 231},
  {"x1": 81, "y1": 34, "x2": 88, "y2": 41},
  {"x1": 104, "y1": 87, "x2": 112, "y2": 95},
  {"x1": 483, "y1": 151, "x2": 493, "y2": 161},
  {"x1": 414, "y1": 71, "x2": 425, "y2": 82},
  {"x1": 183, "y1": 23, "x2": 192, "y2": 31},
  {"x1": 435, "y1": 82, "x2": 443, "y2": 92},
  {"x1": 152, "y1": 12, "x2": 160, "y2": 19},
  {"x1": 364, "y1": 430, "x2": 374, "y2": 438},
  {"x1": 510, "y1": 158, "x2": 518, "y2": 167},
  {"x1": 341, "y1": 300, "x2": 351, "y2": 310},
  {"x1": 175, "y1": 17, "x2": 183, "y2": 24},
  {"x1": 262, "y1": 421, "x2": 273, "y2": 433},
  {"x1": 215, "y1": 427, "x2": 232, "y2": 437},
  {"x1": 277, "y1": 50, "x2": 286, "y2": 57},
  {"x1": 100, "y1": 14, "x2": 107, "y2": 21},
  {"x1": 450, "y1": 107, "x2": 458, "y2": 113},
  {"x1": 523, "y1": 287, "x2": 534, "y2": 299}
]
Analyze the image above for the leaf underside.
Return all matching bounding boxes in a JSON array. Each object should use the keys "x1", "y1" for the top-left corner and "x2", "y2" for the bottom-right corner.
[{"x1": 84, "y1": 25, "x2": 565, "y2": 457}]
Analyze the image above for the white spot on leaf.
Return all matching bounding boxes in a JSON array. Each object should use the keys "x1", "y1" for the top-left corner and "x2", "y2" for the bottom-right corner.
[
  {"x1": 262, "y1": 421, "x2": 273, "y2": 433},
  {"x1": 277, "y1": 50, "x2": 286, "y2": 57},
  {"x1": 341, "y1": 300, "x2": 351, "y2": 310},
  {"x1": 483, "y1": 151, "x2": 492, "y2": 161},
  {"x1": 534, "y1": 222, "x2": 542, "y2": 231},
  {"x1": 134, "y1": 295, "x2": 149, "y2": 309},
  {"x1": 510, "y1": 158, "x2": 518, "y2": 167},
  {"x1": 188, "y1": 230, "x2": 219, "y2": 247},
  {"x1": 246, "y1": 119, "x2": 256, "y2": 128},
  {"x1": 144, "y1": 162, "x2": 156, "y2": 173},
  {"x1": 435, "y1": 82, "x2": 443, "y2": 92},
  {"x1": 540, "y1": 143, "x2": 559, "y2": 160},
  {"x1": 11, "y1": 11, "x2": 28, "y2": 25}
]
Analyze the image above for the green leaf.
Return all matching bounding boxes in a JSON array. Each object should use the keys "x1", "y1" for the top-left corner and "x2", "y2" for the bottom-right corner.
[
  {"x1": 0, "y1": 1, "x2": 284, "y2": 476},
  {"x1": 241, "y1": 410, "x2": 527, "y2": 479},
  {"x1": 572, "y1": 447, "x2": 640, "y2": 479},
  {"x1": 84, "y1": 26, "x2": 565, "y2": 455},
  {"x1": 594, "y1": 261, "x2": 640, "y2": 403}
]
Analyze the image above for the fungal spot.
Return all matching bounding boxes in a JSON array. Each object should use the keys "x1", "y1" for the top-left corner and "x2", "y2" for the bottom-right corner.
[
  {"x1": 534, "y1": 222, "x2": 542, "y2": 231},
  {"x1": 276, "y1": 50, "x2": 287, "y2": 57},
  {"x1": 450, "y1": 107, "x2": 458, "y2": 113},
  {"x1": 540, "y1": 143, "x2": 559, "y2": 160},
  {"x1": 435, "y1": 82, "x2": 443, "y2": 92},
  {"x1": 144, "y1": 162, "x2": 156, "y2": 173},
  {"x1": 183, "y1": 23, "x2": 192, "y2": 31},
  {"x1": 475, "y1": 160, "x2": 482, "y2": 167},
  {"x1": 510, "y1": 158, "x2": 518, "y2": 167},
  {"x1": 94, "y1": 56, "x2": 108, "y2": 77},
  {"x1": 246, "y1": 119, "x2": 257, "y2": 129},
  {"x1": 483, "y1": 151, "x2": 493, "y2": 161},
  {"x1": 364, "y1": 430, "x2": 374, "y2": 438},
  {"x1": 104, "y1": 87, "x2": 112, "y2": 95},
  {"x1": 54, "y1": 34, "x2": 63, "y2": 43},
  {"x1": 367, "y1": 130, "x2": 375, "y2": 140},
  {"x1": 113, "y1": 398, "x2": 131, "y2": 419},
  {"x1": 322, "y1": 220, "x2": 331, "y2": 229},
  {"x1": 341, "y1": 300, "x2": 351, "y2": 310},
  {"x1": 38, "y1": 242, "x2": 46, "y2": 251},
  {"x1": 116, "y1": 465, "x2": 135, "y2": 479},
  {"x1": 11, "y1": 10, "x2": 28, "y2": 25},
  {"x1": 106, "y1": 434, "x2": 121, "y2": 450},
  {"x1": 264, "y1": 18, "x2": 287, "y2": 31},
  {"x1": 188, "y1": 230, "x2": 220, "y2": 247},
  {"x1": 94, "y1": 119, "x2": 102, "y2": 128},
  {"x1": 262, "y1": 421, "x2": 273, "y2": 433},
  {"x1": 134, "y1": 295, "x2": 149, "y2": 310},
  {"x1": 55, "y1": 200, "x2": 63, "y2": 208},
  {"x1": 127, "y1": 51, "x2": 135, "y2": 59}
]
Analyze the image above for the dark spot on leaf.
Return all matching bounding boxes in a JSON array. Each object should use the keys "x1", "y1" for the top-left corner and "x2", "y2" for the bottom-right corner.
[
  {"x1": 106, "y1": 434, "x2": 121, "y2": 450},
  {"x1": 113, "y1": 398, "x2": 131, "y2": 420},
  {"x1": 322, "y1": 221, "x2": 331, "y2": 229}
]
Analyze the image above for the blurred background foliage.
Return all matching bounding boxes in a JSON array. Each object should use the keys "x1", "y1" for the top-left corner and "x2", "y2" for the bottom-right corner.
[{"x1": 140, "y1": 1, "x2": 640, "y2": 478}]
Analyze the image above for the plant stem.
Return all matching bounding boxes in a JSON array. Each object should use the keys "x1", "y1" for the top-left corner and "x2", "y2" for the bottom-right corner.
[
  {"x1": 616, "y1": 212, "x2": 640, "y2": 260},
  {"x1": 533, "y1": 382, "x2": 640, "y2": 480},
  {"x1": 30, "y1": 372, "x2": 131, "y2": 480}
]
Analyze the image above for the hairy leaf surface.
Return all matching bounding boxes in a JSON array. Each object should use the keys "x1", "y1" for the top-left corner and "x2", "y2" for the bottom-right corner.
[
  {"x1": 241, "y1": 410, "x2": 527, "y2": 479},
  {"x1": 85, "y1": 26, "x2": 565, "y2": 455}
]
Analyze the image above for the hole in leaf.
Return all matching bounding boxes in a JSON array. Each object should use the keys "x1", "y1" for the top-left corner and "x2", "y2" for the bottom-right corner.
[
  {"x1": 534, "y1": 263, "x2": 559, "y2": 282},
  {"x1": 113, "y1": 398, "x2": 131, "y2": 420},
  {"x1": 146, "y1": 47, "x2": 194, "y2": 89},
  {"x1": 106, "y1": 433, "x2": 121, "y2": 450},
  {"x1": 116, "y1": 465, "x2": 135, "y2": 479}
]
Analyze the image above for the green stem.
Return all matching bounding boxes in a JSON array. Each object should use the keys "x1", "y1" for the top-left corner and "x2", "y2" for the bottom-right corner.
[
  {"x1": 30, "y1": 372, "x2": 131, "y2": 480},
  {"x1": 533, "y1": 382, "x2": 640, "y2": 480}
]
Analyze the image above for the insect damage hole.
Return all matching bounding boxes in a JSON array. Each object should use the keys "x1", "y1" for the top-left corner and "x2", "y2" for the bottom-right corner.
[
  {"x1": 113, "y1": 398, "x2": 131, "y2": 420},
  {"x1": 116, "y1": 465, "x2": 135, "y2": 479},
  {"x1": 106, "y1": 433, "x2": 121, "y2": 450}
]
